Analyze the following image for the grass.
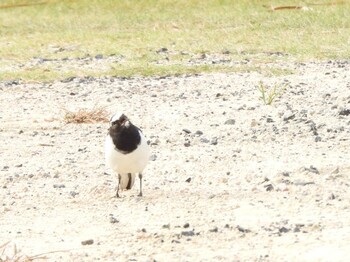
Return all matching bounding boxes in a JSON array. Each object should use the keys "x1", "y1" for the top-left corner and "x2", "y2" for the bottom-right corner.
[
  {"x1": 0, "y1": 0, "x2": 349, "y2": 81},
  {"x1": 63, "y1": 107, "x2": 109, "y2": 124},
  {"x1": 256, "y1": 81, "x2": 287, "y2": 105}
]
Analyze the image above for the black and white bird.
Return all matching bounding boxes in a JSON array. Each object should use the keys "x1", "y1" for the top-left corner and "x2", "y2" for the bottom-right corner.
[{"x1": 105, "y1": 113, "x2": 150, "y2": 197}]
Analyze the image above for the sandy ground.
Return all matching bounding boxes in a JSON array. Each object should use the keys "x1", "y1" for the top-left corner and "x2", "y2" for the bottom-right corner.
[{"x1": 1, "y1": 61, "x2": 350, "y2": 261}]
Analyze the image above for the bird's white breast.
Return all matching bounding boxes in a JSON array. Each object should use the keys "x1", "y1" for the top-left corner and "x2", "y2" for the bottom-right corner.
[{"x1": 105, "y1": 130, "x2": 150, "y2": 174}]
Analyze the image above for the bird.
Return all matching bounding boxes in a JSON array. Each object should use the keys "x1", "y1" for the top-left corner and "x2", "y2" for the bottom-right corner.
[{"x1": 105, "y1": 113, "x2": 150, "y2": 197}]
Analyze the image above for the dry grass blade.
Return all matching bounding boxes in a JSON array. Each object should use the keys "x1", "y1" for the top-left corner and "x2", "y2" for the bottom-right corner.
[
  {"x1": 63, "y1": 107, "x2": 109, "y2": 124},
  {"x1": 0, "y1": 241, "x2": 38, "y2": 262},
  {"x1": 265, "y1": 0, "x2": 345, "y2": 11},
  {"x1": 1, "y1": 241, "x2": 72, "y2": 261},
  {"x1": 0, "y1": 1, "x2": 50, "y2": 9}
]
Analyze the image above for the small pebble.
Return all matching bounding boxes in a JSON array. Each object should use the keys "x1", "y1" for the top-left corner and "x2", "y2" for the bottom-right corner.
[
  {"x1": 236, "y1": 225, "x2": 251, "y2": 233},
  {"x1": 210, "y1": 137, "x2": 218, "y2": 145},
  {"x1": 81, "y1": 239, "x2": 94, "y2": 245},
  {"x1": 283, "y1": 110, "x2": 295, "y2": 121},
  {"x1": 279, "y1": 227, "x2": 290, "y2": 233},
  {"x1": 339, "y1": 108, "x2": 350, "y2": 116},
  {"x1": 304, "y1": 165, "x2": 320, "y2": 174},
  {"x1": 200, "y1": 137, "x2": 210, "y2": 143},
  {"x1": 315, "y1": 136, "x2": 321, "y2": 142},
  {"x1": 195, "y1": 130, "x2": 203, "y2": 136},
  {"x1": 150, "y1": 154, "x2": 157, "y2": 161},
  {"x1": 264, "y1": 184, "x2": 274, "y2": 191},
  {"x1": 156, "y1": 47, "x2": 168, "y2": 53},
  {"x1": 224, "y1": 119, "x2": 235, "y2": 125},
  {"x1": 109, "y1": 216, "x2": 119, "y2": 224},
  {"x1": 182, "y1": 128, "x2": 191, "y2": 134},
  {"x1": 181, "y1": 231, "x2": 195, "y2": 237},
  {"x1": 70, "y1": 191, "x2": 78, "y2": 197},
  {"x1": 53, "y1": 184, "x2": 65, "y2": 189},
  {"x1": 329, "y1": 193, "x2": 336, "y2": 200},
  {"x1": 183, "y1": 223, "x2": 190, "y2": 228},
  {"x1": 209, "y1": 227, "x2": 218, "y2": 233}
]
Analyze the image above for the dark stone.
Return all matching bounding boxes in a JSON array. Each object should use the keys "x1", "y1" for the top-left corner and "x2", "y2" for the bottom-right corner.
[
  {"x1": 339, "y1": 108, "x2": 350, "y2": 116},
  {"x1": 329, "y1": 193, "x2": 336, "y2": 200},
  {"x1": 279, "y1": 227, "x2": 290, "y2": 233},
  {"x1": 304, "y1": 165, "x2": 320, "y2": 174},
  {"x1": 109, "y1": 216, "x2": 119, "y2": 224},
  {"x1": 53, "y1": 184, "x2": 65, "y2": 189},
  {"x1": 283, "y1": 111, "x2": 295, "y2": 121},
  {"x1": 264, "y1": 184, "x2": 274, "y2": 191},
  {"x1": 210, "y1": 137, "x2": 218, "y2": 145},
  {"x1": 156, "y1": 47, "x2": 168, "y2": 53},
  {"x1": 181, "y1": 230, "x2": 195, "y2": 237},
  {"x1": 184, "y1": 142, "x2": 191, "y2": 147},
  {"x1": 200, "y1": 137, "x2": 210, "y2": 143},
  {"x1": 195, "y1": 130, "x2": 203, "y2": 136},
  {"x1": 70, "y1": 191, "x2": 79, "y2": 198},
  {"x1": 224, "y1": 119, "x2": 236, "y2": 125},
  {"x1": 81, "y1": 239, "x2": 94, "y2": 245},
  {"x1": 209, "y1": 227, "x2": 218, "y2": 233},
  {"x1": 236, "y1": 225, "x2": 251, "y2": 233},
  {"x1": 182, "y1": 128, "x2": 191, "y2": 134}
]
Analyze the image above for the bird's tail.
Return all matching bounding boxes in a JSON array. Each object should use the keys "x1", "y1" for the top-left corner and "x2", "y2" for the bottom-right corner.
[{"x1": 119, "y1": 173, "x2": 136, "y2": 190}]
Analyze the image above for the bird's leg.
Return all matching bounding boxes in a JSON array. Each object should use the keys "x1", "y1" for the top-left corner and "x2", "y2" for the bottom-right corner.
[
  {"x1": 115, "y1": 174, "x2": 121, "y2": 198},
  {"x1": 138, "y1": 173, "x2": 143, "y2": 197}
]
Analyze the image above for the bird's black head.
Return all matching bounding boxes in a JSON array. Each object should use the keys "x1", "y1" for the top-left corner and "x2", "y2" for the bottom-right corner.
[
  {"x1": 108, "y1": 113, "x2": 141, "y2": 153},
  {"x1": 109, "y1": 113, "x2": 130, "y2": 130}
]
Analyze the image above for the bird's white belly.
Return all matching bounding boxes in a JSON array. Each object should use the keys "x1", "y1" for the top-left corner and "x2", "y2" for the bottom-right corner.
[{"x1": 105, "y1": 134, "x2": 150, "y2": 174}]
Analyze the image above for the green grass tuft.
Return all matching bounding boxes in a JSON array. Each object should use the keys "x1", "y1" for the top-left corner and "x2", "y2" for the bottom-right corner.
[{"x1": 256, "y1": 81, "x2": 287, "y2": 105}]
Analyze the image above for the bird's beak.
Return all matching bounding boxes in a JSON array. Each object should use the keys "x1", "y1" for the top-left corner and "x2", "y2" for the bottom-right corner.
[{"x1": 119, "y1": 115, "x2": 128, "y2": 125}]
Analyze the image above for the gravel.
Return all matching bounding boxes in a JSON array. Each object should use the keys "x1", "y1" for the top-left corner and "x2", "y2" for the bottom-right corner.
[{"x1": 1, "y1": 61, "x2": 350, "y2": 261}]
